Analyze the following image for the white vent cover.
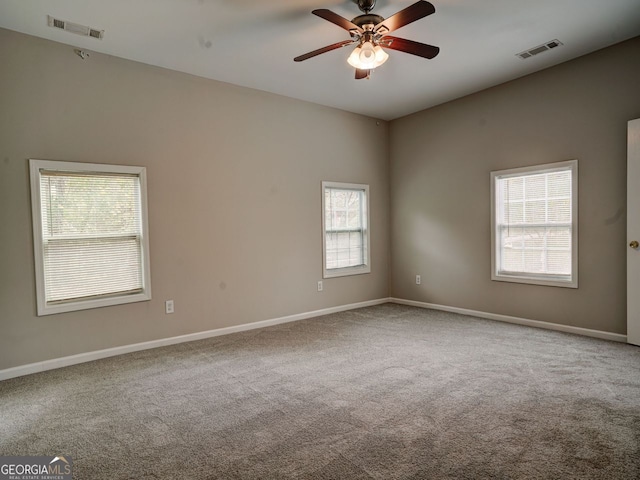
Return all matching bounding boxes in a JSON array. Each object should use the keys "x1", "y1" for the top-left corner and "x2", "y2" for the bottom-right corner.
[
  {"x1": 47, "y1": 15, "x2": 104, "y2": 40},
  {"x1": 516, "y1": 39, "x2": 562, "y2": 59}
]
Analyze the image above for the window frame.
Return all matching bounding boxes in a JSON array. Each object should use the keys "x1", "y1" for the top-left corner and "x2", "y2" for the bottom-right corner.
[
  {"x1": 29, "y1": 159, "x2": 152, "y2": 316},
  {"x1": 490, "y1": 159, "x2": 578, "y2": 288},
  {"x1": 322, "y1": 181, "x2": 371, "y2": 279}
]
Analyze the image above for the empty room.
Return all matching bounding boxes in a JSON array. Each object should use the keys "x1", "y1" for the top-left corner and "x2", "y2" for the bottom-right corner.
[{"x1": 1, "y1": 0, "x2": 639, "y2": 478}]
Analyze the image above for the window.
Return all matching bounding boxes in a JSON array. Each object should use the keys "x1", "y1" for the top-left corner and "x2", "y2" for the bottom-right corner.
[
  {"x1": 322, "y1": 181, "x2": 370, "y2": 278},
  {"x1": 491, "y1": 160, "x2": 577, "y2": 288},
  {"x1": 30, "y1": 159, "x2": 152, "y2": 315}
]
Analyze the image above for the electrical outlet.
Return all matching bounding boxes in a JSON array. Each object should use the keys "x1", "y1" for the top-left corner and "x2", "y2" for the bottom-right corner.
[
  {"x1": 416, "y1": 275, "x2": 421, "y2": 285},
  {"x1": 165, "y1": 300, "x2": 174, "y2": 314},
  {"x1": 317, "y1": 281, "x2": 323, "y2": 292}
]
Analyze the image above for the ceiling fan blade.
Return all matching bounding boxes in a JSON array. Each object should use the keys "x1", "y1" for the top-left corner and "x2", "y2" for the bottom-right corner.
[
  {"x1": 312, "y1": 9, "x2": 363, "y2": 34},
  {"x1": 355, "y1": 68, "x2": 371, "y2": 79},
  {"x1": 294, "y1": 39, "x2": 357, "y2": 62},
  {"x1": 380, "y1": 36, "x2": 439, "y2": 59},
  {"x1": 374, "y1": 1, "x2": 435, "y2": 34}
]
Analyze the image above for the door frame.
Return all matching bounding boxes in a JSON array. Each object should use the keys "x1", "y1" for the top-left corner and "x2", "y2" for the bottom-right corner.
[{"x1": 627, "y1": 118, "x2": 640, "y2": 346}]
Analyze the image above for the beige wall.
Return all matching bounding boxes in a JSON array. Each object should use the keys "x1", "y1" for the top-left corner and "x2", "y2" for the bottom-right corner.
[
  {"x1": 2, "y1": 27, "x2": 639, "y2": 372},
  {"x1": 0, "y1": 28, "x2": 390, "y2": 370},
  {"x1": 390, "y1": 36, "x2": 640, "y2": 334}
]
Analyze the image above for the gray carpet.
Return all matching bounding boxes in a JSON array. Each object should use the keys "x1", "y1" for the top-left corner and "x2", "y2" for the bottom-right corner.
[{"x1": 1, "y1": 304, "x2": 639, "y2": 479}]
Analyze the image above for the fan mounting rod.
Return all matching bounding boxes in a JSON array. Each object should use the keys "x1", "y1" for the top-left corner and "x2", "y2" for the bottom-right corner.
[{"x1": 356, "y1": 0, "x2": 376, "y2": 14}]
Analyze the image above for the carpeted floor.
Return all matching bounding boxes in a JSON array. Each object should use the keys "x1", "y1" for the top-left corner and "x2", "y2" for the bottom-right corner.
[{"x1": 1, "y1": 304, "x2": 639, "y2": 479}]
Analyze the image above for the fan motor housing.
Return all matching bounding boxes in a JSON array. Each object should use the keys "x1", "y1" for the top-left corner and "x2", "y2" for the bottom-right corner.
[{"x1": 352, "y1": 14, "x2": 384, "y2": 29}]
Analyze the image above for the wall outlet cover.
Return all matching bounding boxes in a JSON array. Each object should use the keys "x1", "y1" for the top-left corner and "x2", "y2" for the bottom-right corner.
[{"x1": 165, "y1": 300, "x2": 174, "y2": 314}]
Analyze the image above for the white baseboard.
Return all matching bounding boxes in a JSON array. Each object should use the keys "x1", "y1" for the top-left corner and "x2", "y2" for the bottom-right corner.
[
  {"x1": 0, "y1": 298, "x2": 391, "y2": 381},
  {"x1": 2, "y1": 296, "x2": 627, "y2": 381},
  {"x1": 390, "y1": 297, "x2": 628, "y2": 343}
]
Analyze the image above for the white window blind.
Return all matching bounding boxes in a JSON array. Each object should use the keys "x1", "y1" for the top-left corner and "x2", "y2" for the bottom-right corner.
[
  {"x1": 30, "y1": 160, "x2": 151, "y2": 315},
  {"x1": 322, "y1": 182, "x2": 371, "y2": 278},
  {"x1": 491, "y1": 160, "x2": 577, "y2": 288}
]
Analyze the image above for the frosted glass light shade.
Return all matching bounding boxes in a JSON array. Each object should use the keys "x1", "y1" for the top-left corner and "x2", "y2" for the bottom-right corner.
[{"x1": 347, "y1": 42, "x2": 389, "y2": 69}]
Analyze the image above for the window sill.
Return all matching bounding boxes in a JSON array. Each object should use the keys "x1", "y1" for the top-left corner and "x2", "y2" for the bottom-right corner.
[
  {"x1": 37, "y1": 291, "x2": 152, "y2": 316},
  {"x1": 492, "y1": 272, "x2": 577, "y2": 289},
  {"x1": 323, "y1": 265, "x2": 371, "y2": 279}
]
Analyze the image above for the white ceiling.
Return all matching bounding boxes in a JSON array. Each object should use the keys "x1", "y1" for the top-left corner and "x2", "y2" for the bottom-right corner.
[{"x1": 1, "y1": 0, "x2": 639, "y2": 120}]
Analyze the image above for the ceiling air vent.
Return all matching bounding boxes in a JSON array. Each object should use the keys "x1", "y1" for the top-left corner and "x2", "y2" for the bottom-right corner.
[
  {"x1": 47, "y1": 15, "x2": 104, "y2": 40},
  {"x1": 516, "y1": 39, "x2": 562, "y2": 59}
]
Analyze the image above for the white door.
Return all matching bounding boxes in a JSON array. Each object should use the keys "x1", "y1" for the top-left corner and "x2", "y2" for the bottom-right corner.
[{"x1": 627, "y1": 118, "x2": 640, "y2": 346}]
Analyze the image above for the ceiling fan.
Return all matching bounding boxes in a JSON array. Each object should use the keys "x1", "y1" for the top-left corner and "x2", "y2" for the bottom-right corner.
[{"x1": 294, "y1": 0, "x2": 440, "y2": 79}]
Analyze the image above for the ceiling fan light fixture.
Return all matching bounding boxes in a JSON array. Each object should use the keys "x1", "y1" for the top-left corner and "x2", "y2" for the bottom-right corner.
[{"x1": 347, "y1": 42, "x2": 388, "y2": 69}]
